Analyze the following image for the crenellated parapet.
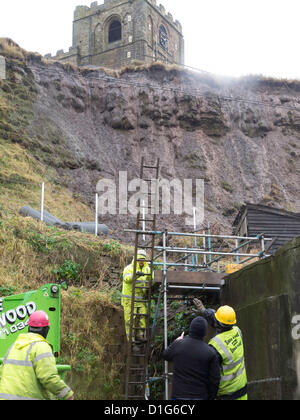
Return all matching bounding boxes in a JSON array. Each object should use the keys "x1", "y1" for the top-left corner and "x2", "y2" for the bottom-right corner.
[
  {"x1": 44, "y1": 46, "x2": 79, "y2": 65},
  {"x1": 74, "y1": 0, "x2": 124, "y2": 20},
  {"x1": 73, "y1": 0, "x2": 182, "y2": 33},
  {"x1": 147, "y1": 0, "x2": 182, "y2": 33}
]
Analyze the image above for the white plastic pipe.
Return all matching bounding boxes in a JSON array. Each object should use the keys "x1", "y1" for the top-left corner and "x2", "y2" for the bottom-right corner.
[{"x1": 142, "y1": 200, "x2": 146, "y2": 241}]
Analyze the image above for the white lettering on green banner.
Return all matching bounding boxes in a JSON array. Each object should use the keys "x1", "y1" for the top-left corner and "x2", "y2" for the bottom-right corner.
[{"x1": 0, "y1": 302, "x2": 36, "y2": 338}]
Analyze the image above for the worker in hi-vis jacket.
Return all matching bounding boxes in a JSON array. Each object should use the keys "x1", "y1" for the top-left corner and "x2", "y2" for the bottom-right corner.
[
  {"x1": 0, "y1": 310, "x2": 74, "y2": 400},
  {"x1": 194, "y1": 298, "x2": 248, "y2": 401},
  {"x1": 122, "y1": 250, "x2": 151, "y2": 342}
]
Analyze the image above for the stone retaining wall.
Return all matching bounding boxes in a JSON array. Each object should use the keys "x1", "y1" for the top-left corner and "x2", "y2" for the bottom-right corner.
[{"x1": 222, "y1": 237, "x2": 300, "y2": 400}]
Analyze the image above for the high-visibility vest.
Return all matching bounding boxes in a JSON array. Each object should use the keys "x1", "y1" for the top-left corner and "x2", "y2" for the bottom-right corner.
[
  {"x1": 209, "y1": 326, "x2": 247, "y2": 398},
  {"x1": 122, "y1": 259, "x2": 151, "y2": 300},
  {"x1": 0, "y1": 333, "x2": 72, "y2": 400}
]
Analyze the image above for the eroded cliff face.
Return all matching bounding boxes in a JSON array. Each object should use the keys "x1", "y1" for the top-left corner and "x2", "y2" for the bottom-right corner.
[{"x1": 7, "y1": 55, "x2": 300, "y2": 237}]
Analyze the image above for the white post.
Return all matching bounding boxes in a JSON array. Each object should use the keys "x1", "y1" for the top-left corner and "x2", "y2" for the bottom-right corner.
[
  {"x1": 260, "y1": 235, "x2": 265, "y2": 258},
  {"x1": 235, "y1": 239, "x2": 239, "y2": 264},
  {"x1": 193, "y1": 207, "x2": 198, "y2": 265},
  {"x1": 40, "y1": 182, "x2": 45, "y2": 222},
  {"x1": 193, "y1": 207, "x2": 197, "y2": 231},
  {"x1": 95, "y1": 193, "x2": 98, "y2": 237},
  {"x1": 142, "y1": 199, "x2": 146, "y2": 241},
  {"x1": 203, "y1": 230, "x2": 207, "y2": 267}
]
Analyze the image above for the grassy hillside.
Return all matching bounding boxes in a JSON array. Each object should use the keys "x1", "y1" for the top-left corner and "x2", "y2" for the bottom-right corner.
[
  {"x1": 0, "y1": 38, "x2": 93, "y2": 219},
  {"x1": 0, "y1": 209, "x2": 131, "y2": 399},
  {"x1": 0, "y1": 38, "x2": 132, "y2": 399},
  {"x1": 0, "y1": 139, "x2": 95, "y2": 218}
]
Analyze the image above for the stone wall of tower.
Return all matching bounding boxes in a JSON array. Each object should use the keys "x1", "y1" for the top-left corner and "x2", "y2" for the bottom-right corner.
[
  {"x1": 73, "y1": 0, "x2": 136, "y2": 68},
  {"x1": 47, "y1": 0, "x2": 184, "y2": 69},
  {"x1": 145, "y1": 0, "x2": 184, "y2": 66}
]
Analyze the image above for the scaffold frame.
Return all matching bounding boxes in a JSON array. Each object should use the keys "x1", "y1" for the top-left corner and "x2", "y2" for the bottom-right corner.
[{"x1": 124, "y1": 226, "x2": 272, "y2": 400}]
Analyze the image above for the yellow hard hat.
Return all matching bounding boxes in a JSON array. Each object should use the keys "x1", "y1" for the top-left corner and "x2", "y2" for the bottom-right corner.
[{"x1": 215, "y1": 305, "x2": 236, "y2": 325}]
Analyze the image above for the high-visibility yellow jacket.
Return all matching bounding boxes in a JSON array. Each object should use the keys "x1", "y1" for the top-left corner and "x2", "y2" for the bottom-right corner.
[
  {"x1": 209, "y1": 327, "x2": 247, "y2": 399},
  {"x1": 0, "y1": 333, "x2": 73, "y2": 400},
  {"x1": 122, "y1": 259, "x2": 151, "y2": 301}
]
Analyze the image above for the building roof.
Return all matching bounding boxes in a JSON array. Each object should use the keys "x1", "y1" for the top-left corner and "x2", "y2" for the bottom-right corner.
[{"x1": 233, "y1": 203, "x2": 300, "y2": 254}]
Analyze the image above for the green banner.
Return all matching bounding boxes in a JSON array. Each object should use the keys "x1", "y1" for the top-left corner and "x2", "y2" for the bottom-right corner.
[{"x1": 0, "y1": 284, "x2": 61, "y2": 359}]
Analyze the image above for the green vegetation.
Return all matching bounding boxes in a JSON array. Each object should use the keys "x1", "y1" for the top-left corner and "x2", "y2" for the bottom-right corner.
[
  {"x1": 61, "y1": 287, "x2": 126, "y2": 400},
  {"x1": 102, "y1": 240, "x2": 122, "y2": 257},
  {"x1": 0, "y1": 209, "x2": 131, "y2": 399},
  {"x1": 0, "y1": 207, "x2": 131, "y2": 293},
  {"x1": 0, "y1": 39, "x2": 37, "y2": 144},
  {"x1": 183, "y1": 153, "x2": 207, "y2": 170},
  {"x1": 0, "y1": 284, "x2": 17, "y2": 296},
  {"x1": 221, "y1": 180, "x2": 234, "y2": 193},
  {"x1": 27, "y1": 229, "x2": 71, "y2": 254},
  {"x1": 53, "y1": 260, "x2": 81, "y2": 283}
]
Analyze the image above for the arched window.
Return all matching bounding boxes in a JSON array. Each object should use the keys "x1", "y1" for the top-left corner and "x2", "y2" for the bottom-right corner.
[
  {"x1": 159, "y1": 25, "x2": 168, "y2": 51},
  {"x1": 109, "y1": 20, "x2": 122, "y2": 43}
]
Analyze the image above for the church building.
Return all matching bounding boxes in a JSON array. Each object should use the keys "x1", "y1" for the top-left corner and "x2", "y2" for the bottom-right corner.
[{"x1": 46, "y1": 0, "x2": 184, "y2": 69}]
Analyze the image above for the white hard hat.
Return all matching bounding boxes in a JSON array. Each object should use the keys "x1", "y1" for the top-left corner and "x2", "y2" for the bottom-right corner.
[{"x1": 137, "y1": 249, "x2": 147, "y2": 259}]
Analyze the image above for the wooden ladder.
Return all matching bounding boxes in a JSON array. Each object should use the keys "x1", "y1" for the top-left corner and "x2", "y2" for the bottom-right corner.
[{"x1": 125, "y1": 157, "x2": 160, "y2": 400}]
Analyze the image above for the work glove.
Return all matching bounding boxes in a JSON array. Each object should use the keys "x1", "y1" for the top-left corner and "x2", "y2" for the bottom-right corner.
[
  {"x1": 136, "y1": 272, "x2": 145, "y2": 277},
  {"x1": 176, "y1": 332, "x2": 185, "y2": 341},
  {"x1": 193, "y1": 298, "x2": 206, "y2": 313}
]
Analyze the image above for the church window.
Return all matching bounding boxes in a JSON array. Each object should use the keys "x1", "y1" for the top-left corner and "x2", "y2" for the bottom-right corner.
[
  {"x1": 159, "y1": 25, "x2": 168, "y2": 51},
  {"x1": 109, "y1": 20, "x2": 122, "y2": 43}
]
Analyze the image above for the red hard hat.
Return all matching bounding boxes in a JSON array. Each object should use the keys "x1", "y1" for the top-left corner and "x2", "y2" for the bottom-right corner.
[{"x1": 28, "y1": 310, "x2": 50, "y2": 327}]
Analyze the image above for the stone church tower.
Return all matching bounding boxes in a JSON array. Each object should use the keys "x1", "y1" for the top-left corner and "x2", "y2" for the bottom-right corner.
[{"x1": 47, "y1": 0, "x2": 184, "y2": 69}]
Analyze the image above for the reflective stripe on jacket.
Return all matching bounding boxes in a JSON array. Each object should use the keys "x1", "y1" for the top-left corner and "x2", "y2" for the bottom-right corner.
[
  {"x1": 122, "y1": 258, "x2": 151, "y2": 300},
  {"x1": 209, "y1": 327, "x2": 247, "y2": 397},
  {"x1": 0, "y1": 333, "x2": 73, "y2": 400}
]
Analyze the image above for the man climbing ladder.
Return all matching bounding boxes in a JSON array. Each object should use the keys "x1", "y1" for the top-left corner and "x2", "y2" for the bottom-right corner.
[{"x1": 122, "y1": 250, "x2": 151, "y2": 342}]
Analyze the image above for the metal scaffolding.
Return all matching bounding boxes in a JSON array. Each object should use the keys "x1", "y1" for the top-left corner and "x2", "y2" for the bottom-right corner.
[
  {"x1": 123, "y1": 157, "x2": 273, "y2": 400},
  {"x1": 124, "y1": 226, "x2": 272, "y2": 400}
]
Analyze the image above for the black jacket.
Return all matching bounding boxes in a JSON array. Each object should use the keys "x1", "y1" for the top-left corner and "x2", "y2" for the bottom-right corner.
[{"x1": 162, "y1": 317, "x2": 221, "y2": 400}]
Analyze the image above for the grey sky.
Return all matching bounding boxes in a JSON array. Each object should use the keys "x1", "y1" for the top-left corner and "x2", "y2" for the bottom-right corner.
[{"x1": 0, "y1": 0, "x2": 299, "y2": 79}]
